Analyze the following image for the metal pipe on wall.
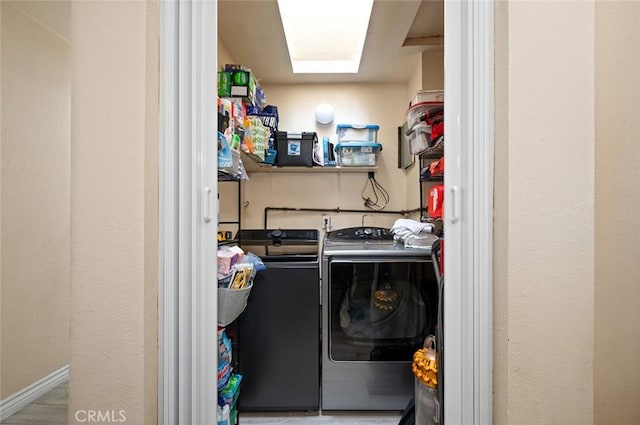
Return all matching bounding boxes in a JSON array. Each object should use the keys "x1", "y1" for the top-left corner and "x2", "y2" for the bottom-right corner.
[{"x1": 263, "y1": 206, "x2": 420, "y2": 229}]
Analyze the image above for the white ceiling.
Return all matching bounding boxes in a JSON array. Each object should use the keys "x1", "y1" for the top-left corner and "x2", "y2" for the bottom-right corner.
[{"x1": 218, "y1": 0, "x2": 444, "y2": 85}]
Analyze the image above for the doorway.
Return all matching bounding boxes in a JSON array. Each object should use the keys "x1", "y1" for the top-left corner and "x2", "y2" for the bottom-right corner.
[{"x1": 159, "y1": 0, "x2": 494, "y2": 424}]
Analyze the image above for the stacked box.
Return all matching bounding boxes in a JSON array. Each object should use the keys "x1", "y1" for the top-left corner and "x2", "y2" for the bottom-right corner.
[
  {"x1": 229, "y1": 70, "x2": 256, "y2": 100},
  {"x1": 218, "y1": 72, "x2": 232, "y2": 97},
  {"x1": 406, "y1": 101, "x2": 444, "y2": 156},
  {"x1": 221, "y1": 65, "x2": 259, "y2": 107}
]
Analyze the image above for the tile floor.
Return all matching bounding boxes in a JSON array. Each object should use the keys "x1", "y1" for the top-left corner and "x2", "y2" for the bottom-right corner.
[{"x1": 1, "y1": 382, "x2": 402, "y2": 425}]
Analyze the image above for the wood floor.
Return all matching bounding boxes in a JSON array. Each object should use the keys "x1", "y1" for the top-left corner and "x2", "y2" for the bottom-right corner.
[
  {"x1": 1, "y1": 382, "x2": 402, "y2": 425},
  {"x1": 1, "y1": 382, "x2": 67, "y2": 425}
]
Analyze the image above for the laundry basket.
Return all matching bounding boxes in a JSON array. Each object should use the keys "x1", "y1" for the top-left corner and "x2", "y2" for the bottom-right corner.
[{"x1": 218, "y1": 285, "x2": 252, "y2": 327}]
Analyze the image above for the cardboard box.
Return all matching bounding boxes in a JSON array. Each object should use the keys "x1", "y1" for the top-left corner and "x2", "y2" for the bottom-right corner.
[
  {"x1": 218, "y1": 72, "x2": 232, "y2": 97},
  {"x1": 229, "y1": 70, "x2": 257, "y2": 104}
]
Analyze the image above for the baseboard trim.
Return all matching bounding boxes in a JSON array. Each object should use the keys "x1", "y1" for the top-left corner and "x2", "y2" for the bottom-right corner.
[{"x1": 0, "y1": 364, "x2": 69, "y2": 421}]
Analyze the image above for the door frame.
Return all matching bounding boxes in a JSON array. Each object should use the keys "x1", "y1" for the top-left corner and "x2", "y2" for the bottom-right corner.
[{"x1": 159, "y1": 0, "x2": 494, "y2": 423}]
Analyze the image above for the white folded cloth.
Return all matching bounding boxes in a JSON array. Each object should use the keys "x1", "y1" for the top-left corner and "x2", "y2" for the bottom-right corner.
[
  {"x1": 391, "y1": 218, "x2": 434, "y2": 241},
  {"x1": 404, "y1": 232, "x2": 438, "y2": 250},
  {"x1": 391, "y1": 218, "x2": 437, "y2": 251}
]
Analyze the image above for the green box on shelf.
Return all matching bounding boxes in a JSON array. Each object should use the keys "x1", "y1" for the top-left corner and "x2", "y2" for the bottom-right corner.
[
  {"x1": 229, "y1": 70, "x2": 256, "y2": 102},
  {"x1": 218, "y1": 72, "x2": 232, "y2": 97}
]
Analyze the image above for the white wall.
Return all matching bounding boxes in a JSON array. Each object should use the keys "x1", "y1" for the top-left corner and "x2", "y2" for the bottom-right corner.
[
  {"x1": 143, "y1": 3, "x2": 159, "y2": 423},
  {"x1": 493, "y1": 2, "x2": 509, "y2": 424},
  {"x1": 46, "y1": 2, "x2": 640, "y2": 423},
  {"x1": 216, "y1": 46, "x2": 437, "y2": 234},
  {"x1": 1, "y1": 1, "x2": 70, "y2": 399},
  {"x1": 217, "y1": 40, "x2": 244, "y2": 237},
  {"x1": 421, "y1": 48, "x2": 444, "y2": 91},
  {"x1": 243, "y1": 83, "x2": 410, "y2": 232},
  {"x1": 494, "y1": 1, "x2": 595, "y2": 424},
  {"x1": 406, "y1": 54, "x2": 424, "y2": 212},
  {"x1": 594, "y1": 2, "x2": 640, "y2": 424},
  {"x1": 68, "y1": 1, "x2": 158, "y2": 424},
  {"x1": 218, "y1": 38, "x2": 234, "y2": 69},
  {"x1": 405, "y1": 49, "x2": 444, "y2": 217}
]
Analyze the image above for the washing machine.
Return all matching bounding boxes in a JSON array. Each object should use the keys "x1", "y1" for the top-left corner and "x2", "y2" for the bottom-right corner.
[{"x1": 321, "y1": 226, "x2": 439, "y2": 411}]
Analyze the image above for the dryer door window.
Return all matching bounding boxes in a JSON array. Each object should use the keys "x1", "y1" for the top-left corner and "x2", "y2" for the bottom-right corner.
[{"x1": 328, "y1": 259, "x2": 438, "y2": 362}]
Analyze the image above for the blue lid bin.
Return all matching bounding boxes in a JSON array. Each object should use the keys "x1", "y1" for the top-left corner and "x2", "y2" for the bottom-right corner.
[
  {"x1": 335, "y1": 141, "x2": 382, "y2": 167},
  {"x1": 336, "y1": 124, "x2": 380, "y2": 143}
]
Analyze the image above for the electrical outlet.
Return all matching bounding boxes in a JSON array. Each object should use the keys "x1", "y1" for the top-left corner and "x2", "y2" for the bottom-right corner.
[{"x1": 322, "y1": 216, "x2": 331, "y2": 230}]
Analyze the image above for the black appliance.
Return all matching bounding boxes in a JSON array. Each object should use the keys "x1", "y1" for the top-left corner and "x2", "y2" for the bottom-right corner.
[
  {"x1": 321, "y1": 227, "x2": 439, "y2": 410},
  {"x1": 235, "y1": 229, "x2": 320, "y2": 412}
]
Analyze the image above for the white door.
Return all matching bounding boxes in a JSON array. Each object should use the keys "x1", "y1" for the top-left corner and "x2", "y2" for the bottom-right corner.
[
  {"x1": 159, "y1": 1, "x2": 219, "y2": 424},
  {"x1": 444, "y1": 1, "x2": 494, "y2": 424}
]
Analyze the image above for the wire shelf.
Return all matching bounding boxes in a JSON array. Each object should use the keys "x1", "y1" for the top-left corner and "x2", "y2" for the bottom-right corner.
[
  {"x1": 419, "y1": 138, "x2": 444, "y2": 159},
  {"x1": 421, "y1": 175, "x2": 444, "y2": 183}
]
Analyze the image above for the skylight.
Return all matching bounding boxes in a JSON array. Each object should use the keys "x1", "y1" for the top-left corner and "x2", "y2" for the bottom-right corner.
[{"x1": 277, "y1": 0, "x2": 374, "y2": 74}]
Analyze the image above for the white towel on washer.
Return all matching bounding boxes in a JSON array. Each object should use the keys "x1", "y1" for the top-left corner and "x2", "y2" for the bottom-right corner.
[
  {"x1": 391, "y1": 219, "x2": 434, "y2": 241},
  {"x1": 404, "y1": 232, "x2": 438, "y2": 250}
]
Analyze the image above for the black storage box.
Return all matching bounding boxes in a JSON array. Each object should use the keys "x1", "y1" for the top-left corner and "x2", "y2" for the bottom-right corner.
[{"x1": 275, "y1": 131, "x2": 316, "y2": 167}]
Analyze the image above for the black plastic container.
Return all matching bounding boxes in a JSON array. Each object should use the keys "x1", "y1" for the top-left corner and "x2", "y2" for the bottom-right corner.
[{"x1": 275, "y1": 131, "x2": 316, "y2": 167}]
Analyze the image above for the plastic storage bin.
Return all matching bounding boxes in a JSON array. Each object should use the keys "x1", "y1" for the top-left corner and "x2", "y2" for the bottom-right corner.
[
  {"x1": 406, "y1": 101, "x2": 444, "y2": 156},
  {"x1": 336, "y1": 124, "x2": 380, "y2": 143},
  {"x1": 275, "y1": 131, "x2": 316, "y2": 167},
  {"x1": 412, "y1": 89, "x2": 444, "y2": 105},
  {"x1": 335, "y1": 141, "x2": 382, "y2": 167},
  {"x1": 407, "y1": 122, "x2": 431, "y2": 155},
  {"x1": 407, "y1": 102, "x2": 443, "y2": 129}
]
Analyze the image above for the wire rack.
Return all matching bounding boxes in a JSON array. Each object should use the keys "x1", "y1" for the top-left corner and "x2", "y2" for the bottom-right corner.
[{"x1": 418, "y1": 138, "x2": 444, "y2": 159}]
